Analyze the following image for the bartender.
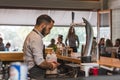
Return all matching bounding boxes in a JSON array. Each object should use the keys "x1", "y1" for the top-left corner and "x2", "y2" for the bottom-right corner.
[{"x1": 23, "y1": 14, "x2": 59, "y2": 79}]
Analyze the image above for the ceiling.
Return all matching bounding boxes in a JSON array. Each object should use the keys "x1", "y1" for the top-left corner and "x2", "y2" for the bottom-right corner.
[
  {"x1": 0, "y1": 0, "x2": 101, "y2": 10},
  {"x1": 0, "y1": 9, "x2": 97, "y2": 26},
  {"x1": 0, "y1": 0, "x2": 100, "y2": 26}
]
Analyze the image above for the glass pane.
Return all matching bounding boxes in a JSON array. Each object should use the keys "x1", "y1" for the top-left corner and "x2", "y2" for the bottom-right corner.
[
  {"x1": 0, "y1": 26, "x2": 33, "y2": 51},
  {"x1": 100, "y1": 27, "x2": 110, "y2": 39},
  {"x1": 100, "y1": 13, "x2": 109, "y2": 27},
  {"x1": 99, "y1": 12, "x2": 111, "y2": 39},
  {"x1": 0, "y1": 25, "x2": 97, "y2": 52}
]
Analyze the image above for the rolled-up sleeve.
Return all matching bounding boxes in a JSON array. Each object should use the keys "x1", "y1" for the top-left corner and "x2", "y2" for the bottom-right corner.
[{"x1": 30, "y1": 35, "x2": 44, "y2": 66}]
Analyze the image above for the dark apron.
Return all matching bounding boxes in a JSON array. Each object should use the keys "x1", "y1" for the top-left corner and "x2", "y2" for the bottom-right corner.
[
  {"x1": 28, "y1": 29, "x2": 46, "y2": 79},
  {"x1": 29, "y1": 65, "x2": 46, "y2": 79}
]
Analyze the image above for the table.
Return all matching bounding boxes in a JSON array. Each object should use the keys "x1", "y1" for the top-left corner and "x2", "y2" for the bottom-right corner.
[
  {"x1": 99, "y1": 56, "x2": 120, "y2": 68},
  {"x1": 57, "y1": 55, "x2": 81, "y2": 64},
  {"x1": 0, "y1": 52, "x2": 23, "y2": 61},
  {"x1": 81, "y1": 63, "x2": 99, "y2": 77},
  {"x1": 57, "y1": 55, "x2": 100, "y2": 77},
  {"x1": 0, "y1": 52, "x2": 80, "y2": 63}
]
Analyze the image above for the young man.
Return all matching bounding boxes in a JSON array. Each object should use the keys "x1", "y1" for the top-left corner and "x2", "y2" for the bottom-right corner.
[{"x1": 23, "y1": 14, "x2": 59, "y2": 79}]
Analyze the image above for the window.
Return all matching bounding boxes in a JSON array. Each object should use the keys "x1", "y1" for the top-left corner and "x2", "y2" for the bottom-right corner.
[
  {"x1": 43, "y1": 26, "x2": 86, "y2": 52},
  {"x1": 0, "y1": 9, "x2": 98, "y2": 52},
  {"x1": 97, "y1": 10, "x2": 112, "y2": 40},
  {"x1": 0, "y1": 26, "x2": 33, "y2": 51},
  {"x1": 0, "y1": 25, "x2": 97, "y2": 52}
]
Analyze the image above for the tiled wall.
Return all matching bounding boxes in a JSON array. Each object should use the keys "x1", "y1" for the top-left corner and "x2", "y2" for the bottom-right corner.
[
  {"x1": 108, "y1": 0, "x2": 120, "y2": 44},
  {"x1": 108, "y1": 0, "x2": 120, "y2": 9},
  {"x1": 112, "y1": 9, "x2": 120, "y2": 44}
]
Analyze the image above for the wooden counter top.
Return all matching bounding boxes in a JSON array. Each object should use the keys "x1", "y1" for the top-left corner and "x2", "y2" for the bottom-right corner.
[
  {"x1": 1, "y1": 52, "x2": 120, "y2": 68},
  {"x1": 57, "y1": 55, "x2": 81, "y2": 64},
  {"x1": 0, "y1": 52, "x2": 81, "y2": 64},
  {"x1": 98, "y1": 56, "x2": 120, "y2": 68},
  {"x1": 0, "y1": 52, "x2": 24, "y2": 61}
]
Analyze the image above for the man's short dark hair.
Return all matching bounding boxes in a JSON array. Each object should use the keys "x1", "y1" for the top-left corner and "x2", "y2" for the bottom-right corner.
[
  {"x1": 58, "y1": 34, "x2": 63, "y2": 40},
  {"x1": 93, "y1": 37, "x2": 96, "y2": 40},
  {"x1": 6, "y1": 42, "x2": 11, "y2": 46},
  {"x1": 35, "y1": 14, "x2": 54, "y2": 26},
  {"x1": 0, "y1": 37, "x2": 3, "y2": 41}
]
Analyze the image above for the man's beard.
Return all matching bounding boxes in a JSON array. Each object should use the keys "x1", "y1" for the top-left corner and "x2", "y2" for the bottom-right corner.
[{"x1": 41, "y1": 27, "x2": 47, "y2": 36}]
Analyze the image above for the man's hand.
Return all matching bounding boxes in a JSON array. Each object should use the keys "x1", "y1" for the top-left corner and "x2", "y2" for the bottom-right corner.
[
  {"x1": 51, "y1": 61, "x2": 60, "y2": 70},
  {"x1": 39, "y1": 60, "x2": 59, "y2": 70}
]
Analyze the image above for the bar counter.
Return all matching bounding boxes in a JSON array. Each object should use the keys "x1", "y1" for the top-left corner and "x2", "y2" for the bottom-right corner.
[
  {"x1": 34, "y1": 75, "x2": 120, "y2": 80},
  {"x1": 57, "y1": 55, "x2": 80, "y2": 64},
  {"x1": 0, "y1": 51, "x2": 23, "y2": 61},
  {"x1": 0, "y1": 52, "x2": 120, "y2": 80},
  {"x1": 0, "y1": 52, "x2": 80, "y2": 64}
]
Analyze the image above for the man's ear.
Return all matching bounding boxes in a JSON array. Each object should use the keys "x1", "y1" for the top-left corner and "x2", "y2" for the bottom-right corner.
[
  {"x1": 43, "y1": 25, "x2": 47, "y2": 28},
  {"x1": 41, "y1": 23, "x2": 47, "y2": 28}
]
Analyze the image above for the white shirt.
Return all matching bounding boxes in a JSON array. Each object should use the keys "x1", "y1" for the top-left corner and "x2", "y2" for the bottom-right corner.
[{"x1": 23, "y1": 28, "x2": 44, "y2": 69}]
